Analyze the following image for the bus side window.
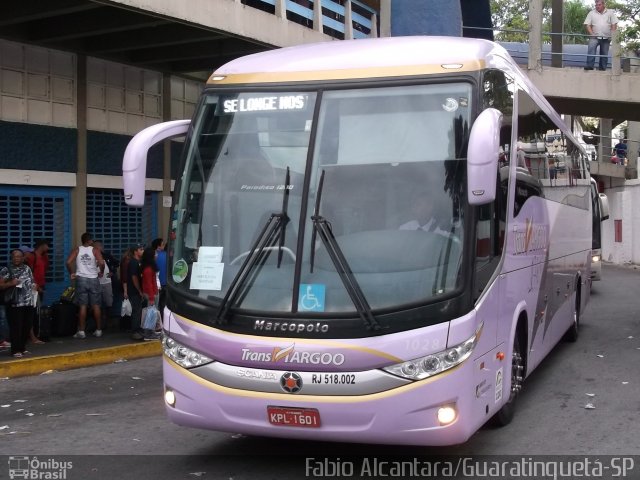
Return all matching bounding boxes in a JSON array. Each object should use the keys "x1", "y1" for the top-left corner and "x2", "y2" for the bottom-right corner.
[
  {"x1": 476, "y1": 203, "x2": 493, "y2": 260},
  {"x1": 474, "y1": 171, "x2": 506, "y2": 297},
  {"x1": 474, "y1": 69, "x2": 513, "y2": 297},
  {"x1": 513, "y1": 180, "x2": 542, "y2": 217}
]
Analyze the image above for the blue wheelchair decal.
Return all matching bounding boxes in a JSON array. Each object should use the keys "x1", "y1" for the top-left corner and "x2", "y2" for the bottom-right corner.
[{"x1": 298, "y1": 284, "x2": 325, "y2": 312}]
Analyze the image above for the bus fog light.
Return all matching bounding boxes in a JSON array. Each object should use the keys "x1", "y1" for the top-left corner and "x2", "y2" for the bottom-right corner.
[
  {"x1": 592, "y1": 255, "x2": 600, "y2": 263},
  {"x1": 437, "y1": 405, "x2": 457, "y2": 425},
  {"x1": 165, "y1": 389, "x2": 176, "y2": 407}
]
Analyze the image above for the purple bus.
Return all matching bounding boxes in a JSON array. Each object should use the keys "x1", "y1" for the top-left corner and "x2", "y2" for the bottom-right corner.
[{"x1": 123, "y1": 36, "x2": 593, "y2": 445}]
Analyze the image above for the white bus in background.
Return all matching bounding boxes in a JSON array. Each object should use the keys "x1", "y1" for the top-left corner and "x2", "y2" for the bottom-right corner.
[{"x1": 591, "y1": 178, "x2": 609, "y2": 281}]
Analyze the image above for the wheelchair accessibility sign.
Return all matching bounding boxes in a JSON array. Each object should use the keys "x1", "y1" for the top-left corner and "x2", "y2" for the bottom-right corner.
[{"x1": 298, "y1": 284, "x2": 325, "y2": 312}]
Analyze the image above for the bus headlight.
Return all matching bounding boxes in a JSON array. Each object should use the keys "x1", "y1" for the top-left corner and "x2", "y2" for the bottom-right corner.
[
  {"x1": 383, "y1": 324, "x2": 482, "y2": 380},
  {"x1": 592, "y1": 254, "x2": 601, "y2": 263},
  {"x1": 162, "y1": 336, "x2": 214, "y2": 368}
]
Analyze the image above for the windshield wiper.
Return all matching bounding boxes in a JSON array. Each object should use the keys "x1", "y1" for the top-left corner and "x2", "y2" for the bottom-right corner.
[
  {"x1": 216, "y1": 168, "x2": 291, "y2": 324},
  {"x1": 277, "y1": 167, "x2": 291, "y2": 268},
  {"x1": 433, "y1": 222, "x2": 458, "y2": 295},
  {"x1": 310, "y1": 170, "x2": 380, "y2": 331}
]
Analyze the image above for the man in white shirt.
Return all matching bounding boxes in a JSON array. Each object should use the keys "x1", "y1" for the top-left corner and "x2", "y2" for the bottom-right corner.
[
  {"x1": 584, "y1": 0, "x2": 618, "y2": 71},
  {"x1": 65, "y1": 233, "x2": 105, "y2": 339}
]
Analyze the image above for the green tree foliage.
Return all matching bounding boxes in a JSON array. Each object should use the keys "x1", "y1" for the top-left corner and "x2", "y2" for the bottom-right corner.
[
  {"x1": 491, "y1": 0, "x2": 550, "y2": 42},
  {"x1": 491, "y1": 1, "x2": 593, "y2": 45},
  {"x1": 563, "y1": 1, "x2": 591, "y2": 43},
  {"x1": 609, "y1": 1, "x2": 640, "y2": 53}
]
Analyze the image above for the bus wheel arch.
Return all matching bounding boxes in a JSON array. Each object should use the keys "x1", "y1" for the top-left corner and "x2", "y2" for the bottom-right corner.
[{"x1": 492, "y1": 313, "x2": 527, "y2": 427}]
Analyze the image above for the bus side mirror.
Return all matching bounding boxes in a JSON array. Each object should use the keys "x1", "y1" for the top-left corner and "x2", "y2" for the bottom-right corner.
[
  {"x1": 467, "y1": 108, "x2": 502, "y2": 206},
  {"x1": 123, "y1": 119, "x2": 190, "y2": 206},
  {"x1": 598, "y1": 193, "x2": 610, "y2": 221}
]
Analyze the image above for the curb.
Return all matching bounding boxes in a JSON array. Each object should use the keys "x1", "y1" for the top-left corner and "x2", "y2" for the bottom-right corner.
[{"x1": 2, "y1": 341, "x2": 162, "y2": 379}]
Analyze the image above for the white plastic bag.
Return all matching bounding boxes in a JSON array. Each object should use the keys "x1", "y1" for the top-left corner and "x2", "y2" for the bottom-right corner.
[{"x1": 121, "y1": 298, "x2": 132, "y2": 317}]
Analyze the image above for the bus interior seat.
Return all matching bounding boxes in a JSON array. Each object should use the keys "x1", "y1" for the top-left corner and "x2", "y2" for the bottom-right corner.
[
  {"x1": 314, "y1": 229, "x2": 461, "y2": 274},
  {"x1": 218, "y1": 136, "x2": 300, "y2": 263}
]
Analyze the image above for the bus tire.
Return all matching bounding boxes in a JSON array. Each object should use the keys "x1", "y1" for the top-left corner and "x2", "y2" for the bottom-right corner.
[
  {"x1": 563, "y1": 284, "x2": 580, "y2": 342},
  {"x1": 492, "y1": 330, "x2": 524, "y2": 427}
]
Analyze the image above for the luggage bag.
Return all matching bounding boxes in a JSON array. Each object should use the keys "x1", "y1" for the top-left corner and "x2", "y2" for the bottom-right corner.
[{"x1": 52, "y1": 302, "x2": 78, "y2": 337}]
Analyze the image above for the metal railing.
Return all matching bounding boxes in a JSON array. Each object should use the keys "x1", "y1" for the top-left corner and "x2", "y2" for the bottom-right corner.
[
  {"x1": 241, "y1": 0, "x2": 379, "y2": 39},
  {"x1": 463, "y1": 25, "x2": 640, "y2": 75}
]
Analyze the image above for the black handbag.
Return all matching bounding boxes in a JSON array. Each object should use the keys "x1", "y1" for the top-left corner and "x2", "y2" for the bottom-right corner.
[
  {"x1": 3, "y1": 286, "x2": 19, "y2": 305},
  {"x1": 2, "y1": 265, "x2": 20, "y2": 305}
]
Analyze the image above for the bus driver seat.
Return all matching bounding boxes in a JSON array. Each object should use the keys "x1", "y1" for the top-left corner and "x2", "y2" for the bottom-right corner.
[{"x1": 220, "y1": 133, "x2": 282, "y2": 261}]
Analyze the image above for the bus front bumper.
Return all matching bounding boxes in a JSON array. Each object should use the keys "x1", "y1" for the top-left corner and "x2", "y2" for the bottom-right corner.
[{"x1": 161, "y1": 352, "x2": 500, "y2": 446}]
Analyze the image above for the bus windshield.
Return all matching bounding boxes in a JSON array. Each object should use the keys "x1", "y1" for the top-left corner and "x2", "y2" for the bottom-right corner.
[{"x1": 170, "y1": 82, "x2": 471, "y2": 316}]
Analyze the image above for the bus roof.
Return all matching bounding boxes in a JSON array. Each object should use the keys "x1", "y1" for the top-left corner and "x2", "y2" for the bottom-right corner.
[
  {"x1": 207, "y1": 36, "x2": 583, "y2": 155},
  {"x1": 208, "y1": 36, "x2": 514, "y2": 85}
]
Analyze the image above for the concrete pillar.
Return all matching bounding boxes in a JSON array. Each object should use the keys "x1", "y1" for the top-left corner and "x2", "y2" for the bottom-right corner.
[
  {"x1": 344, "y1": 0, "x2": 354, "y2": 40},
  {"x1": 160, "y1": 74, "x2": 172, "y2": 240},
  {"x1": 599, "y1": 118, "x2": 613, "y2": 163},
  {"x1": 72, "y1": 54, "x2": 87, "y2": 246},
  {"x1": 369, "y1": 13, "x2": 378, "y2": 38},
  {"x1": 628, "y1": 121, "x2": 640, "y2": 175},
  {"x1": 612, "y1": 29, "x2": 621, "y2": 76},
  {"x1": 528, "y1": 0, "x2": 543, "y2": 71},
  {"x1": 565, "y1": 115, "x2": 573, "y2": 136},
  {"x1": 379, "y1": 0, "x2": 391, "y2": 37},
  {"x1": 391, "y1": 0, "x2": 461, "y2": 36},
  {"x1": 313, "y1": 0, "x2": 323, "y2": 33},
  {"x1": 275, "y1": 0, "x2": 286, "y2": 19},
  {"x1": 551, "y1": 0, "x2": 563, "y2": 68}
]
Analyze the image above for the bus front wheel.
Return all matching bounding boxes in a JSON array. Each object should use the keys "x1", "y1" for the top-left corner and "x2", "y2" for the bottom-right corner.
[{"x1": 492, "y1": 332, "x2": 524, "y2": 427}]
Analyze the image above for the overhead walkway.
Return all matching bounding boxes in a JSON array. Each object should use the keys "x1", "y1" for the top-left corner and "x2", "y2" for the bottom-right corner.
[{"x1": 501, "y1": 42, "x2": 640, "y2": 122}]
